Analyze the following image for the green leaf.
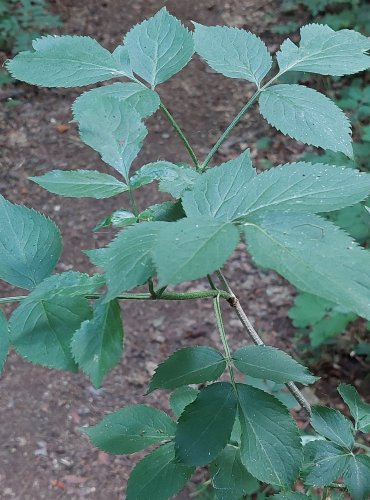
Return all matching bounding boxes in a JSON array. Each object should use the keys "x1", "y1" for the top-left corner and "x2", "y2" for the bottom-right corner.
[
  {"x1": 311, "y1": 406, "x2": 354, "y2": 449},
  {"x1": 182, "y1": 150, "x2": 256, "y2": 221},
  {"x1": 209, "y1": 446, "x2": 259, "y2": 500},
  {"x1": 259, "y1": 84, "x2": 352, "y2": 157},
  {"x1": 169, "y1": 386, "x2": 199, "y2": 418},
  {"x1": 310, "y1": 313, "x2": 355, "y2": 347},
  {"x1": 6, "y1": 35, "x2": 127, "y2": 87},
  {"x1": 94, "y1": 210, "x2": 137, "y2": 231},
  {"x1": 233, "y1": 345, "x2": 317, "y2": 385},
  {"x1": 154, "y1": 216, "x2": 240, "y2": 287},
  {"x1": 304, "y1": 441, "x2": 351, "y2": 486},
  {"x1": 273, "y1": 494, "x2": 310, "y2": 499},
  {"x1": 338, "y1": 384, "x2": 370, "y2": 433},
  {"x1": 97, "y1": 222, "x2": 167, "y2": 300},
  {"x1": 175, "y1": 382, "x2": 237, "y2": 466},
  {"x1": 138, "y1": 201, "x2": 185, "y2": 223},
  {"x1": 112, "y1": 45, "x2": 133, "y2": 77},
  {"x1": 73, "y1": 96, "x2": 147, "y2": 179},
  {"x1": 237, "y1": 383, "x2": 302, "y2": 486},
  {"x1": 126, "y1": 442, "x2": 194, "y2": 500},
  {"x1": 0, "y1": 310, "x2": 9, "y2": 376},
  {"x1": 71, "y1": 299, "x2": 124, "y2": 388},
  {"x1": 83, "y1": 404, "x2": 176, "y2": 454},
  {"x1": 130, "y1": 161, "x2": 200, "y2": 198},
  {"x1": 277, "y1": 24, "x2": 370, "y2": 77},
  {"x1": 244, "y1": 212, "x2": 370, "y2": 321},
  {"x1": 124, "y1": 8, "x2": 194, "y2": 87},
  {"x1": 148, "y1": 346, "x2": 226, "y2": 393},
  {"x1": 344, "y1": 454, "x2": 370, "y2": 500},
  {"x1": 0, "y1": 195, "x2": 61, "y2": 290},
  {"x1": 30, "y1": 170, "x2": 129, "y2": 199},
  {"x1": 193, "y1": 24, "x2": 272, "y2": 85},
  {"x1": 289, "y1": 292, "x2": 332, "y2": 328},
  {"x1": 72, "y1": 82, "x2": 160, "y2": 119}
]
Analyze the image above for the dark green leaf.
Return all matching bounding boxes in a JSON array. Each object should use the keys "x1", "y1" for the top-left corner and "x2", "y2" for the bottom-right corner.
[
  {"x1": 148, "y1": 346, "x2": 226, "y2": 393},
  {"x1": 0, "y1": 310, "x2": 9, "y2": 375},
  {"x1": 273, "y1": 493, "x2": 310, "y2": 499},
  {"x1": 304, "y1": 440, "x2": 351, "y2": 486},
  {"x1": 126, "y1": 442, "x2": 194, "y2": 500},
  {"x1": 0, "y1": 195, "x2": 61, "y2": 290},
  {"x1": 94, "y1": 210, "x2": 137, "y2": 231},
  {"x1": 344, "y1": 454, "x2": 370, "y2": 500},
  {"x1": 311, "y1": 406, "x2": 354, "y2": 449},
  {"x1": 71, "y1": 299, "x2": 124, "y2": 388},
  {"x1": 169, "y1": 386, "x2": 199, "y2": 418},
  {"x1": 338, "y1": 384, "x2": 370, "y2": 433},
  {"x1": 175, "y1": 382, "x2": 237, "y2": 466},
  {"x1": 233, "y1": 345, "x2": 317, "y2": 385},
  {"x1": 26, "y1": 272, "x2": 104, "y2": 301},
  {"x1": 138, "y1": 201, "x2": 185, "y2": 223},
  {"x1": 237, "y1": 383, "x2": 302, "y2": 486}
]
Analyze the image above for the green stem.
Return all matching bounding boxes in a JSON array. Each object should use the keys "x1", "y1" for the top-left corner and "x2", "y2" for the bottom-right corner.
[
  {"x1": 128, "y1": 186, "x2": 139, "y2": 216},
  {"x1": 355, "y1": 441, "x2": 370, "y2": 453},
  {"x1": 214, "y1": 294, "x2": 237, "y2": 389},
  {"x1": 159, "y1": 103, "x2": 200, "y2": 169}
]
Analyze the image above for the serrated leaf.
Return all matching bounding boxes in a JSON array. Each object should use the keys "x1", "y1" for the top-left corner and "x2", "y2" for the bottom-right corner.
[
  {"x1": 0, "y1": 195, "x2": 61, "y2": 290},
  {"x1": 30, "y1": 170, "x2": 129, "y2": 199},
  {"x1": 138, "y1": 201, "x2": 185, "y2": 223},
  {"x1": 130, "y1": 161, "x2": 200, "y2": 198},
  {"x1": 209, "y1": 446, "x2": 259, "y2": 500},
  {"x1": 72, "y1": 82, "x2": 160, "y2": 119},
  {"x1": 311, "y1": 406, "x2": 354, "y2": 449},
  {"x1": 304, "y1": 441, "x2": 351, "y2": 486},
  {"x1": 193, "y1": 23, "x2": 272, "y2": 85},
  {"x1": 126, "y1": 442, "x2": 194, "y2": 500},
  {"x1": 338, "y1": 384, "x2": 370, "y2": 433},
  {"x1": 244, "y1": 212, "x2": 370, "y2": 321},
  {"x1": 6, "y1": 35, "x2": 127, "y2": 87},
  {"x1": 124, "y1": 8, "x2": 194, "y2": 87},
  {"x1": 71, "y1": 299, "x2": 124, "y2": 388},
  {"x1": 148, "y1": 346, "x2": 226, "y2": 393},
  {"x1": 344, "y1": 454, "x2": 370, "y2": 500},
  {"x1": 0, "y1": 310, "x2": 9, "y2": 376},
  {"x1": 277, "y1": 24, "x2": 370, "y2": 77},
  {"x1": 83, "y1": 404, "x2": 176, "y2": 454},
  {"x1": 233, "y1": 345, "x2": 317, "y2": 385},
  {"x1": 169, "y1": 386, "x2": 199, "y2": 418},
  {"x1": 112, "y1": 45, "x2": 133, "y2": 77},
  {"x1": 259, "y1": 84, "x2": 352, "y2": 157},
  {"x1": 97, "y1": 222, "x2": 167, "y2": 300},
  {"x1": 73, "y1": 96, "x2": 147, "y2": 179},
  {"x1": 154, "y1": 216, "x2": 240, "y2": 287},
  {"x1": 237, "y1": 383, "x2": 302, "y2": 486},
  {"x1": 175, "y1": 382, "x2": 237, "y2": 466},
  {"x1": 94, "y1": 210, "x2": 137, "y2": 231},
  {"x1": 182, "y1": 150, "x2": 256, "y2": 221},
  {"x1": 310, "y1": 313, "x2": 355, "y2": 347}
]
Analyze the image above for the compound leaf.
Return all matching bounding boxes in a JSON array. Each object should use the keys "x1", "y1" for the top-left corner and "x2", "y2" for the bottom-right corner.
[
  {"x1": 148, "y1": 346, "x2": 226, "y2": 393},
  {"x1": 30, "y1": 170, "x2": 128, "y2": 199},
  {"x1": 83, "y1": 404, "x2": 176, "y2": 454},
  {"x1": 154, "y1": 216, "x2": 240, "y2": 287},
  {"x1": 311, "y1": 406, "x2": 354, "y2": 450},
  {"x1": 175, "y1": 382, "x2": 237, "y2": 466},
  {"x1": 338, "y1": 384, "x2": 370, "y2": 433},
  {"x1": 124, "y1": 8, "x2": 194, "y2": 87},
  {"x1": 193, "y1": 23, "x2": 272, "y2": 85},
  {"x1": 233, "y1": 345, "x2": 317, "y2": 385},
  {"x1": 277, "y1": 24, "x2": 370, "y2": 77},
  {"x1": 0, "y1": 310, "x2": 9, "y2": 376},
  {"x1": 126, "y1": 442, "x2": 194, "y2": 500},
  {"x1": 0, "y1": 195, "x2": 61, "y2": 290},
  {"x1": 6, "y1": 35, "x2": 127, "y2": 87},
  {"x1": 259, "y1": 84, "x2": 352, "y2": 157},
  {"x1": 71, "y1": 299, "x2": 124, "y2": 388},
  {"x1": 304, "y1": 441, "x2": 351, "y2": 486},
  {"x1": 237, "y1": 383, "x2": 302, "y2": 486},
  {"x1": 169, "y1": 386, "x2": 199, "y2": 418},
  {"x1": 344, "y1": 454, "x2": 370, "y2": 500}
]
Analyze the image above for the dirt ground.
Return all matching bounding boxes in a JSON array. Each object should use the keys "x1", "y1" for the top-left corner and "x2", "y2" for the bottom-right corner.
[{"x1": 0, "y1": 1, "x2": 369, "y2": 498}]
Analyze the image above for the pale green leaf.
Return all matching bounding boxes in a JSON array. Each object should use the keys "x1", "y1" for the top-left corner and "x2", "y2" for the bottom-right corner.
[
  {"x1": 237, "y1": 383, "x2": 302, "y2": 486},
  {"x1": 244, "y1": 212, "x2": 370, "y2": 321},
  {"x1": 311, "y1": 406, "x2": 354, "y2": 449},
  {"x1": 193, "y1": 23, "x2": 272, "y2": 85},
  {"x1": 0, "y1": 310, "x2": 9, "y2": 376},
  {"x1": 124, "y1": 8, "x2": 194, "y2": 87},
  {"x1": 344, "y1": 454, "x2": 370, "y2": 500},
  {"x1": 233, "y1": 345, "x2": 317, "y2": 385},
  {"x1": 71, "y1": 299, "x2": 124, "y2": 388},
  {"x1": 72, "y1": 82, "x2": 160, "y2": 119},
  {"x1": 83, "y1": 404, "x2": 176, "y2": 454},
  {"x1": 0, "y1": 195, "x2": 61, "y2": 290},
  {"x1": 175, "y1": 382, "x2": 237, "y2": 466},
  {"x1": 169, "y1": 386, "x2": 199, "y2": 418},
  {"x1": 6, "y1": 35, "x2": 126, "y2": 87},
  {"x1": 277, "y1": 24, "x2": 370, "y2": 77},
  {"x1": 112, "y1": 45, "x2": 133, "y2": 77},
  {"x1": 338, "y1": 384, "x2": 370, "y2": 433},
  {"x1": 126, "y1": 442, "x2": 194, "y2": 500},
  {"x1": 154, "y1": 216, "x2": 240, "y2": 287},
  {"x1": 30, "y1": 170, "x2": 128, "y2": 198},
  {"x1": 148, "y1": 346, "x2": 226, "y2": 393},
  {"x1": 304, "y1": 441, "x2": 351, "y2": 486},
  {"x1": 73, "y1": 96, "x2": 147, "y2": 179},
  {"x1": 259, "y1": 84, "x2": 352, "y2": 157}
]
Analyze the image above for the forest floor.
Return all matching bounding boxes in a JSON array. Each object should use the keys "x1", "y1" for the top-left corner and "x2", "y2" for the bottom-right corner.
[{"x1": 0, "y1": 0, "x2": 369, "y2": 498}]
